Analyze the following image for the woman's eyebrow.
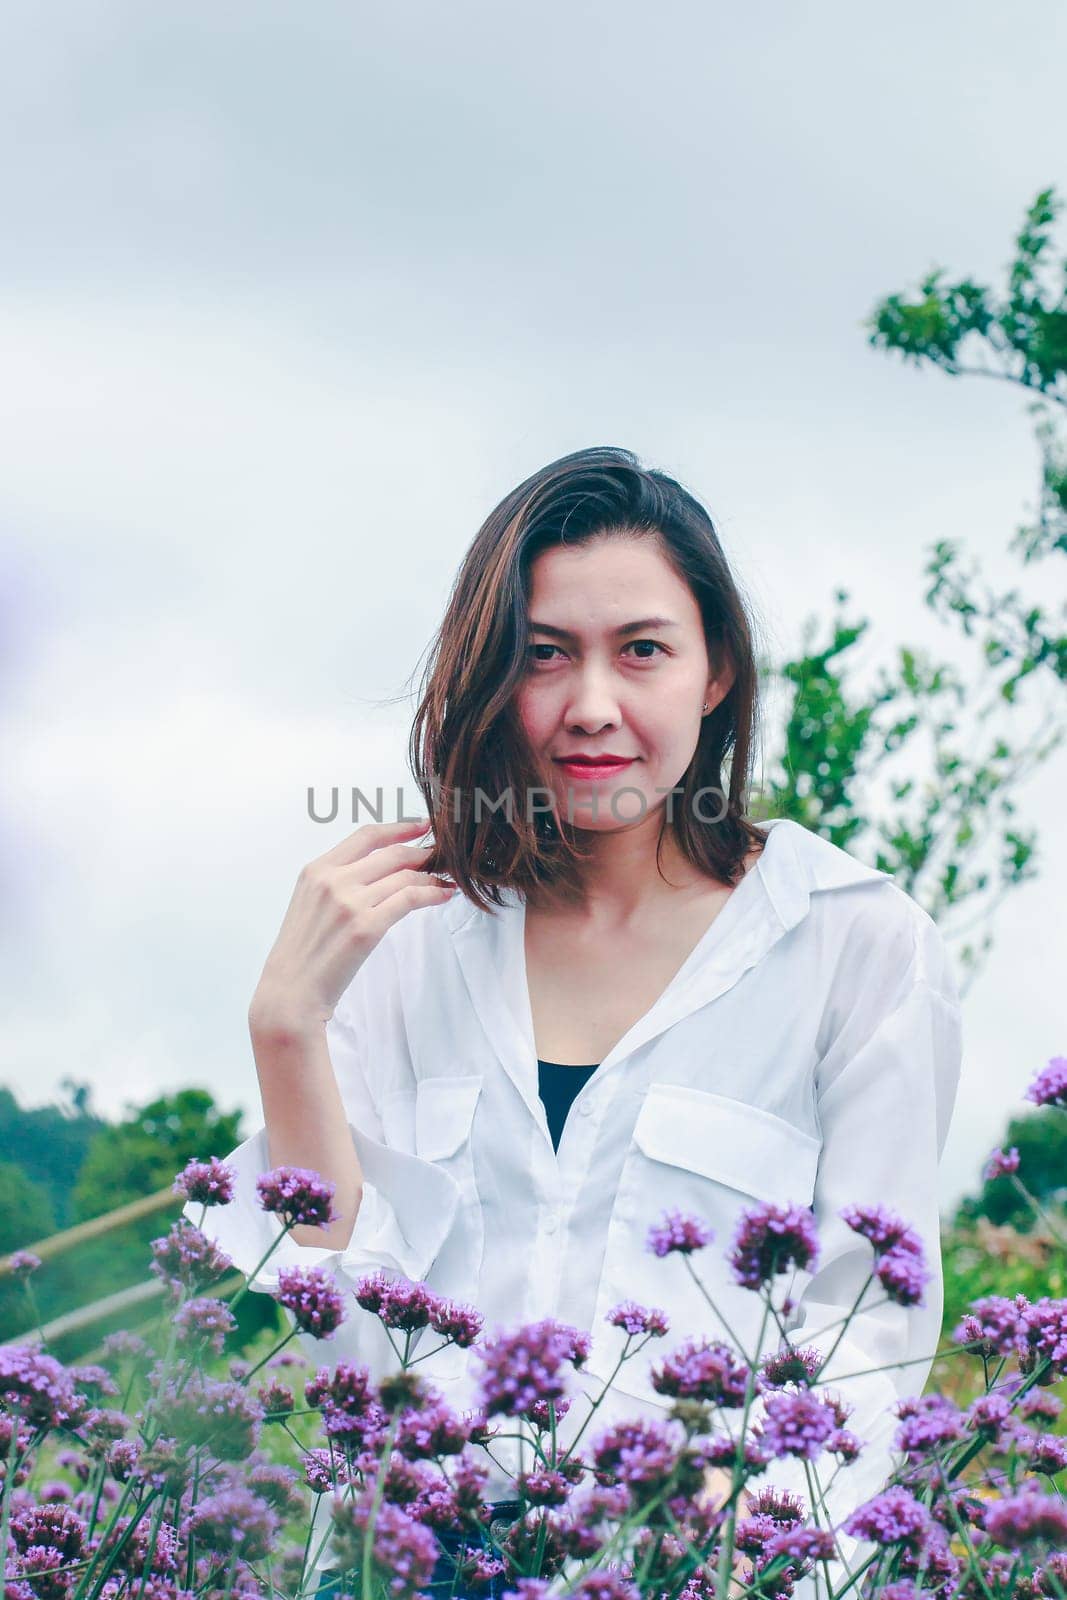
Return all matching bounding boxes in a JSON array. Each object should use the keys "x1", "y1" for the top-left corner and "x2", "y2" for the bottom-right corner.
[{"x1": 528, "y1": 617, "x2": 681, "y2": 639}]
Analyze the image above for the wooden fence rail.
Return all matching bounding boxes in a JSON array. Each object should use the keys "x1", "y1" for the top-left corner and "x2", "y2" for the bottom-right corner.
[
  {"x1": 0, "y1": 1184, "x2": 235, "y2": 1351},
  {"x1": 0, "y1": 1185, "x2": 180, "y2": 1278}
]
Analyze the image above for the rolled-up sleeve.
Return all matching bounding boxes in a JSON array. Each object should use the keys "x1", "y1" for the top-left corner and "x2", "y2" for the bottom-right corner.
[
  {"x1": 759, "y1": 908, "x2": 964, "y2": 1549},
  {"x1": 183, "y1": 956, "x2": 462, "y2": 1298}
]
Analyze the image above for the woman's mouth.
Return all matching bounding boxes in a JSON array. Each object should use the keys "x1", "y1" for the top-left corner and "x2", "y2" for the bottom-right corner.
[{"x1": 553, "y1": 756, "x2": 636, "y2": 782}]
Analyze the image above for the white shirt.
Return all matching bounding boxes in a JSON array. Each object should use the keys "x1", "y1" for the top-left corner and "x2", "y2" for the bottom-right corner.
[{"x1": 190, "y1": 816, "x2": 962, "y2": 1574}]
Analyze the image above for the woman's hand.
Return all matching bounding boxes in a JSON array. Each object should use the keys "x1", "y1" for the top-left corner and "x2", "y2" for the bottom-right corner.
[{"x1": 249, "y1": 818, "x2": 456, "y2": 1034}]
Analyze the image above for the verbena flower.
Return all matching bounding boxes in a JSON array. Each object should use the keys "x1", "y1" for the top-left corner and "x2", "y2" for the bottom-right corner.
[
  {"x1": 729, "y1": 1203, "x2": 819, "y2": 1289},
  {"x1": 1020, "y1": 1296, "x2": 1067, "y2": 1378},
  {"x1": 840, "y1": 1204, "x2": 918, "y2": 1254},
  {"x1": 428, "y1": 1296, "x2": 484, "y2": 1346},
  {"x1": 763, "y1": 1524, "x2": 836, "y2": 1571},
  {"x1": 759, "y1": 1345, "x2": 821, "y2": 1388},
  {"x1": 606, "y1": 1301, "x2": 670, "y2": 1337},
  {"x1": 149, "y1": 1222, "x2": 233, "y2": 1295},
  {"x1": 275, "y1": 1265, "x2": 345, "y2": 1338},
  {"x1": 983, "y1": 1146, "x2": 1021, "y2": 1180},
  {"x1": 650, "y1": 1337, "x2": 748, "y2": 1407},
  {"x1": 877, "y1": 1242, "x2": 930, "y2": 1307},
  {"x1": 173, "y1": 1295, "x2": 236, "y2": 1355},
  {"x1": 152, "y1": 1376, "x2": 263, "y2": 1460},
  {"x1": 395, "y1": 1397, "x2": 469, "y2": 1459},
  {"x1": 255, "y1": 1165, "x2": 338, "y2": 1230},
  {"x1": 1025, "y1": 1056, "x2": 1067, "y2": 1109},
  {"x1": 646, "y1": 1210, "x2": 713, "y2": 1257},
  {"x1": 759, "y1": 1391, "x2": 838, "y2": 1460},
  {"x1": 184, "y1": 1485, "x2": 278, "y2": 1561},
  {"x1": 302, "y1": 1447, "x2": 354, "y2": 1494},
  {"x1": 354, "y1": 1270, "x2": 436, "y2": 1330},
  {"x1": 172, "y1": 1156, "x2": 236, "y2": 1206},
  {"x1": 893, "y1": 1394, "x2": 965, "y2": 1454},
  {"x1": 474, "y1": 1319, "x2": 587, "y2": 1417},
  {"x1": 984, "y1": 1487, "x2": 1067, "y2": 1548},
  {"x1": 592, "y1": 1418, "x2": 680, "y2": 1489},
  {"x1": 0, "y1": 1347, "x2": 83, "y2": 1430},
  {"x1": 330, "y1": 1495, "x2": 440, "y2": 1596},
  {"x1": 843, "y1": 1486, "x2": 931, "y2": 1551},
  {"x1": 7, "y1": 1251, "x2": 42, "y2": 1279},
  {"x1": 953, "y1": 1293, "x2": 1030, "y2": 1359}
]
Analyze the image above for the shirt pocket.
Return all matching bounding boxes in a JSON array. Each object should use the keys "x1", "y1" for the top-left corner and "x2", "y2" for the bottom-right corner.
[
  {"x1": 589, "y1": 1083, "x2": 822, "y2": 1403},
  {"x1": 410, "y1": 1073, "x2": 487, "y2": 1383}
]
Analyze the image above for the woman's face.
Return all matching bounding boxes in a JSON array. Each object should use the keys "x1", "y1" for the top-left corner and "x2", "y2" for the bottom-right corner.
[{"x1": 514, "y1": 534, "x2": 734, "y2": 831}]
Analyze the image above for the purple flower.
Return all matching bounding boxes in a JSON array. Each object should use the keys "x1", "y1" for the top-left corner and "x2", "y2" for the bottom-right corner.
[
  {"x1": 256, "y1": 1165, "x2": 338, "y2": 1230},
  {"x1": 173, "y1": 1296, "x2": 236, "y2": 1355},
  {"x1": 1019, "y1": 1388, "x2": 1062, "y2": 1424},
  {"x1": 303, "y1": 1447, "x2": 354, "y2": 1494},
  {"x1": 840, "y1": 1204, "x2": 918, "y2": 1253},
  {"x1": 428, "y1": 1296, "x2": 484, "y2": 1347},
  {"x1": 1021, "y1": 1296, "x2": 1067, "y2": 1378},
  {"x1": 474, "y1": 1319, "x2": 586, "y2": 1418},
  {"x1": 893, "y1": 1394, "x2": 964, "y2": 1454},
  {"x1": 875, "y1": 1243, "x2": 929, "y2": 1307},
  {"x1": 763, "y1": 1525, "x2": 836, "y2": 1571},
  {"x1": 0, "y1": 1346, "x2": 83, "y2": 1429},
  {"x1": 572, "y1": 1576, "x2": 641, "y2": 1600},
  {"x1": 646, "y1": 1210, "x2": 713, "y2": 1257},
  {"x1": 7, "y1": 1251, "x2": 42, "y2": 1279},
  {"x1": 331, "y1": 1496, "x2": 440, "y2": 1596},
  {"x1": 984, "y1": 1487, "x2": 1067, "y2": 1548},
  {"x1": 184, "y1": 1485, "x2": 278, "y2": 1561},
  {"x1": 759, "y1": 1345, "x2": 821, "y2": 1388},
  {"x1": 354, "y1": 1271, "x2": 435, "y2": 1330},
  {"x1": 983, "y1": 1146, "x2": 1021, "y2": 1181},
  {"x1": 759, "y1": 1391, "x2": 837, "y2": 1460},
  {"x1": 650, "y1": 1337, "x2": 749, "y2": 1407},
  {"x1": 966, "y1": 1392, "x2": 1013, "y2": 1441},
  {"x1": 152, "y1": 1376, "x2": 264, "y2": 1460},
  {"x1": 172, "y1": 1156, "x2": 236, "y2": 1206},
  {"x1": 953, "y1": 1294, "x2": 1030, "y2": 1359},
  {"x1": 255, "y1": 1377, "x2": 295, "y2": 1418},
  {"x1": 9, "y1": 1504, "x2": 87, "y2": 1559},
  {"x1": 606, "y1": 1301, "x2": 670, "y2": 1338},
  {"x1": 729, "y1": 1203, "x2": 819, "y2": 1291},
  {"x1": 395, "y1": 1398, "x2": 469, "y2": 1459},
  {"x1": 592, "y1": 1418, "x2": 680, "y2": 1488},
  {"x1": 843, "y1": 1487, "x2": 931, "y2": 1551},
  {"x1": 749, "y1": 1488, "x2": 807, "y2": 1526},
  {"x1": 1025, "y1": 1056, "x2": 1067, "y2": 1110},
  {"x1": 1026, "y1": 1432, "x2": 1067, "y2": 1475},
  {"x1": 149, "y1": 1222, "x2": 233, "y2": 1295},
  {"x1": 275, "y1": 1265, "x2": 345, "y2": 1339}
]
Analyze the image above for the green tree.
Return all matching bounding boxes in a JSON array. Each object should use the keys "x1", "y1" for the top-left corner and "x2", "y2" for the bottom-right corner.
[
  {"x1": 0, "y1": 1080, "x2": 105, "y2": 1228},
  {"x1": 0, "y1": 1160, "x2": 55, "y2": 1254},
  {"x1": 763, "y1": 187, "x2": 1067, "y2": 991},
  {"x1": 955, "y1": 1106, "x2": 1067, "y2": 1230},
  {"x1": 72, "y1": 1087, "x2": 243, "y2": 1220}
]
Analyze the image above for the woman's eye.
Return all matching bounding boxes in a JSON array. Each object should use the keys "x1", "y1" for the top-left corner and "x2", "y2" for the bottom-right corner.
[
  {"x1": 623, "y1": 639, "x2": 668, "y2": 660},
  {"x1": 527, "y1": 640, "x2": 667, "y2": 664}
]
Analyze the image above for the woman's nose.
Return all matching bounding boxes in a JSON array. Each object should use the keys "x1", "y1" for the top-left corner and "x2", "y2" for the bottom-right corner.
[{"x1": 563, "y1": 666, "x2": 622, "y2": 731}]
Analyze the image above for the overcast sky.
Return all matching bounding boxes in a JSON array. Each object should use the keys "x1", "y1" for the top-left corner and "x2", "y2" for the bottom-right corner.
[{"x1": 2, "y1": 0, "x2": 1065, "y2": 1211}]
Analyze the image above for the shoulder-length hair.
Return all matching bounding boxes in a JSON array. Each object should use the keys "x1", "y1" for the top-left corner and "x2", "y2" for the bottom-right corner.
[{"x1": 407, "y1": 446, "x2": 769, "y2": 913}]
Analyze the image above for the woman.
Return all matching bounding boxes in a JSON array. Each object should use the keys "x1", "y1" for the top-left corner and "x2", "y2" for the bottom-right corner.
[{"x1": 190, "y1": 447, "x2": 962, "y2": 1593}]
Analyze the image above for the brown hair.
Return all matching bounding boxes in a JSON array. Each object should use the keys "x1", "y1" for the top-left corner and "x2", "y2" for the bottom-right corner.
[{"x1": 407, "y1": 446, "x2": 769, "y2": 913}]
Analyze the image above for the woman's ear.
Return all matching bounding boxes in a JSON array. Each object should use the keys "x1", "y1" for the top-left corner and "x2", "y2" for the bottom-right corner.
[{"x1": 705, "y1": 653, "x2": 737, "y2": 712}]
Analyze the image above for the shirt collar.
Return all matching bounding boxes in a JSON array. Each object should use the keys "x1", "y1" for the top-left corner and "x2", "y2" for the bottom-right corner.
[{"x1": 444, "y1": 817, "x2": 890, "y2": 1116}]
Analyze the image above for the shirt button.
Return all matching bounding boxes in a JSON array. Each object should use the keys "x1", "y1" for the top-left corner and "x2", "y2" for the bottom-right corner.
[
  {"x1": 578, "y1": 1099, "x2": 594, "y2": 1116},
  {"x1": 543, "y1": 1214, "x2": 559, "y2": 1235}
]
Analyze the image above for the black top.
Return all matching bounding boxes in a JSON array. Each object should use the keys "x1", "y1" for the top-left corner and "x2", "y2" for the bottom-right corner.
[{"x1": 537, "y1": 1058, "x2": 599, "y2": 1151}]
